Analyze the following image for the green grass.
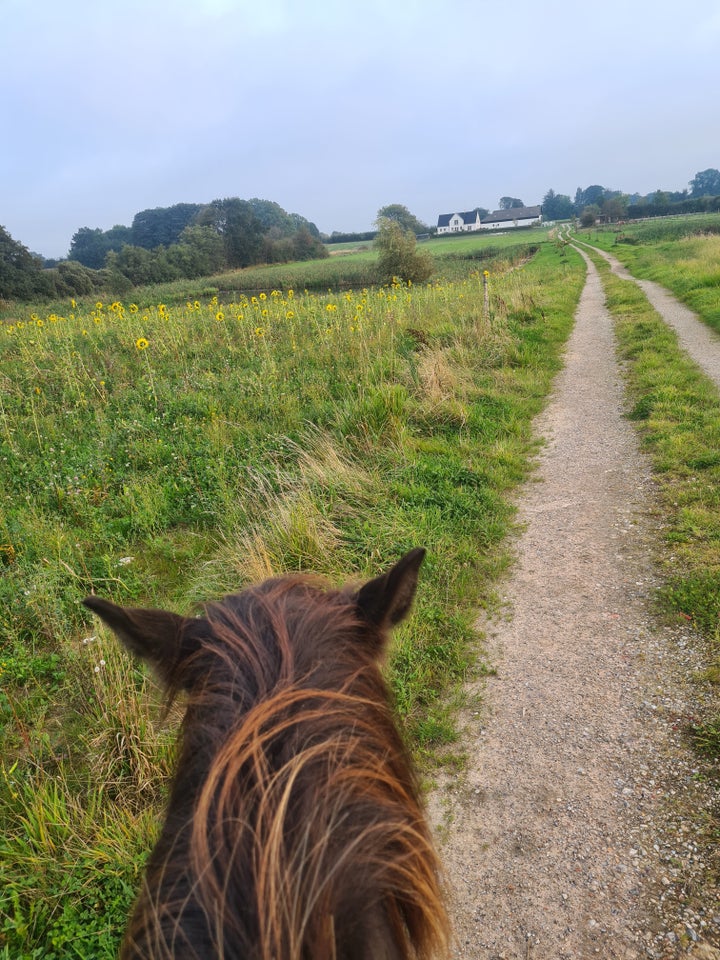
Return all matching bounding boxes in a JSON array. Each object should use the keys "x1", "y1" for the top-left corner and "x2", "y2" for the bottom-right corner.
[
  {"x1": 0, "y1": 243, "x2": 584, "y2": 957},
  {"x1": 0, "y1": 227, "x2": 553, "y2": 324},
  {"x1": 582, "y1": 213, "x2": 720, "y2": 335},
  {"x1": 582, "y1": 244, "x2": 720, "y2": 753}
]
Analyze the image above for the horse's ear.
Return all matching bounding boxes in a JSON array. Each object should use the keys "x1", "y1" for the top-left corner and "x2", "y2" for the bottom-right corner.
[
  {"x1": 355, "y1": 548, "x2": 426, "y2": 631},
  {"x1": 82, "y1": 596, "x2": 203, "y2": 686}
]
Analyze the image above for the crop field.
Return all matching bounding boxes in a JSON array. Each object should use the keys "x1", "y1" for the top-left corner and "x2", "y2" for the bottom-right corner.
[{"x1": 0, "y1": 238, "x2": 585, "y2": 957}]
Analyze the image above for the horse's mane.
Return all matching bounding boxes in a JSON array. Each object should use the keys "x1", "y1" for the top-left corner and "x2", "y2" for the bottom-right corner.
[{"x1": 87, "y1": 564, "x2": 448, "y2": 960}]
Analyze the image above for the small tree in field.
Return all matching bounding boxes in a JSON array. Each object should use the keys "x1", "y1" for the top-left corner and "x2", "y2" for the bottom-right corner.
[
  {"x1": 579, "y1": 204, "x2": 600, "y2": 227},
  {"x1": 374, "y1": 218, "x2": 433, "y2": 285}
]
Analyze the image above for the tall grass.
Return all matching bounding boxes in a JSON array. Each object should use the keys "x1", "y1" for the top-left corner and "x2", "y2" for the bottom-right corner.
[{"x1": 0, "y1": 244, "x2": 584, "y2": 957}]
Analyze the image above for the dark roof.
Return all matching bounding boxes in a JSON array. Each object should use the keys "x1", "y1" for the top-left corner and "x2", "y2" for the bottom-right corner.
[
  {"x1": 481, "y1": 205, "x2": 542, "y2": 223},
  {"x1": 437, "y1": 209, "x2": 483, "y2": 227}
]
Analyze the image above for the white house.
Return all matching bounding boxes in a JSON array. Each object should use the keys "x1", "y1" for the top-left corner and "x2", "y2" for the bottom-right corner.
[
  {"x1": 479, "y1": 205, "x2": 542, "y2": 230},
  {"x1": 436, "y1": 209, "x2": 484, "y2": 234}
]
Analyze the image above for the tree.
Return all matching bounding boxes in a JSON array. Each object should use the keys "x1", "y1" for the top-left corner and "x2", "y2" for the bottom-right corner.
[
  {"x1": 542, "y1": 189, "x2": 575, "y2": 221},
  {"x1": 68, "y1": 225, "x2": 131, "y2": 268},
  {"x1": 689, "y1": 168, "x2": 720, "y2": 198},
  {"x1": 288, "y1": 212, "x2": 321, "y2": 238},
  {"x1": 172, "y1": 225, "x2": 226, "y2": 277},
  {"x1": 374, "y1": 219, "x2": 433, "y2": 285},
  {"x1": 375, "y1": 204, "x2": 429, "y2": 235},
  {"x1": 292, "y1": 226, "x2": 327, "y2": 261},
  {"x1": 197, "y1": 198, "x2": 265, "y2": 268},
  {"x1": 601, "y1": 196, "x2": 628, "y2": 221},
  {"x1": 0, "y1": 224, "x2": 49, "y2": 298},
  {"x1": 575, "y1": 185, "x2": 607, "y2": 211},
  {"x1": 499, "y1": 197, "x2": 524, "y2": 209},
  {"x1": 579, "y1": 204, "x2": 601, "y2": 227},
  {"x1": 131, "y1": 203, "x2": 202, "y2": 249}
]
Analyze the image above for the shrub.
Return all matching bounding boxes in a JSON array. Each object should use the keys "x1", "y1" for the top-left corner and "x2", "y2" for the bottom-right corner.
[{"x1": 374, "y1": 219, "x2": 433, "y2": 285}]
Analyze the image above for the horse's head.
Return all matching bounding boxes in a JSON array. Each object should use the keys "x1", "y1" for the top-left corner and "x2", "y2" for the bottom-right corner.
[
  {"x1": 83, "y1": 549, "x2": 448, "y2": 960},
  {"x1": 83, "y1": 547, "x2": 425, "y2": 698}
]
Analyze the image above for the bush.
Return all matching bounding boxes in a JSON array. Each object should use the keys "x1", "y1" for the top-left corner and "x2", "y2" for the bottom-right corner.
[{"x1": 374, "y1": 219, "x2": 433, "y2": 285}]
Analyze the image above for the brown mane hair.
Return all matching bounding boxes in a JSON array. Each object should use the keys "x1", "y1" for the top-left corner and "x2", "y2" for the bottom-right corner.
[{"x1": 84, "y1": 549, "x2": 449, "y2": 959}]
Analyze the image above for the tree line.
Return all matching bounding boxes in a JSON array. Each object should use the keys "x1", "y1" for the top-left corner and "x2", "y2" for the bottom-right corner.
[
  {"x1": 0, "y1": 198, "x2": 327, "y2": 300},
  {"x1": 69, "y1": 198, "x2": 326, "y2": 280},
  {"x1": 542, "y1": 168, "x2": 720, "y2": 224}
]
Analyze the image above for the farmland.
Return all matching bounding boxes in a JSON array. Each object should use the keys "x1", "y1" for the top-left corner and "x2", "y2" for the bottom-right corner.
[
  {"x1": 0, "y1": 231, "x2": 584, "y2": 956},
  {"x1": 2, "y1": 216, "x2": 720, "y2": 956}
]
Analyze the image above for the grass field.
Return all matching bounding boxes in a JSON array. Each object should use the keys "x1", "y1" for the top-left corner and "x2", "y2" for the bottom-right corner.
[
  {"x1": 0, "y1": 235, "x2": 584, "y2": 957},
  {"x1": 0, "y1": 227, "x2": 552, "y2": 325}
]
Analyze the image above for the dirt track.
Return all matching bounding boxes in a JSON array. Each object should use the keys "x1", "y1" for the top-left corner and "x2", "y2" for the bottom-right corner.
[{"x1": 430, "y1": 246, "x2": 720, "y2": 959}]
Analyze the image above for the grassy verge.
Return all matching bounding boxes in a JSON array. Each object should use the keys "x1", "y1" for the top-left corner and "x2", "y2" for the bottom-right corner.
[
  {"x1": 0, "y1": 243, "x2": 583, "y2": 957},
  {"x1": 582, "y1": 246, "x2": 720, "y2": 762}
]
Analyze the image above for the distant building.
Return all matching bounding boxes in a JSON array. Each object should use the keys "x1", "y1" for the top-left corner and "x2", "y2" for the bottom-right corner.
[
  {"x1": 479, "y1": 206, "x2": 543, "y2": 230},
  {"x1": 436, "y1": 209, "x2": 485, "y2": 234},
  {"x1": 436, "y1": 205, "x2": 542, "y2": 234}
]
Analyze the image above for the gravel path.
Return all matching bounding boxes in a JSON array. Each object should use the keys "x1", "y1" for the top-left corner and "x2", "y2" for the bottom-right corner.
[{"x1": 429, "y1": 247, "x2": 720, "y2": 959}]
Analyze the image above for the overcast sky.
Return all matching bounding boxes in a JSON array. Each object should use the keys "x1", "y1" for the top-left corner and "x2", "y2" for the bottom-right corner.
[{"x1": 3, "y1": 0, "x2": 720, "y2": 258}]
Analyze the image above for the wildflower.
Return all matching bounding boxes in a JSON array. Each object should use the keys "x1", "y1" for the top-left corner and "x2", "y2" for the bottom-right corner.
[
  {"x1": 117, "y1": 556, "x2": 134, "y2": 565},
  {"x1": 216, "y1": 311, "x2": 225, "y2": 321},
  {"x1": 135, "y1": 337, "x2": 149, "y2": 351},
  {"x1": 36, "y1": 319, "x2": 43, "y2": 327},
  {"x1": 236, "y1": 313, "x2": 244, "y2": 321},
  {"x1": 130, "y1": 303, "x2": 139, "y2": 313},
  {"x1": 259, "y1": 292, "x2": 267, "y2": 301},
  {"x1": 286, "y1": 310, "x2": 295, "y2": 319},
  {"x1": 71, "y1": 299, "x2": 77, "y2": 309},
  {"x1": 95, "y1": 302, "x2": 103, "y2": 310},
  {"x1": 82, "y1": 636, "x2": 97, "y2": 645},
  {"x1": 194, "y1": 300, "x2": 200, "y2": 309},
  {"x1": 254, "y1": 327, "x2": 265, "y2": 337}
]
